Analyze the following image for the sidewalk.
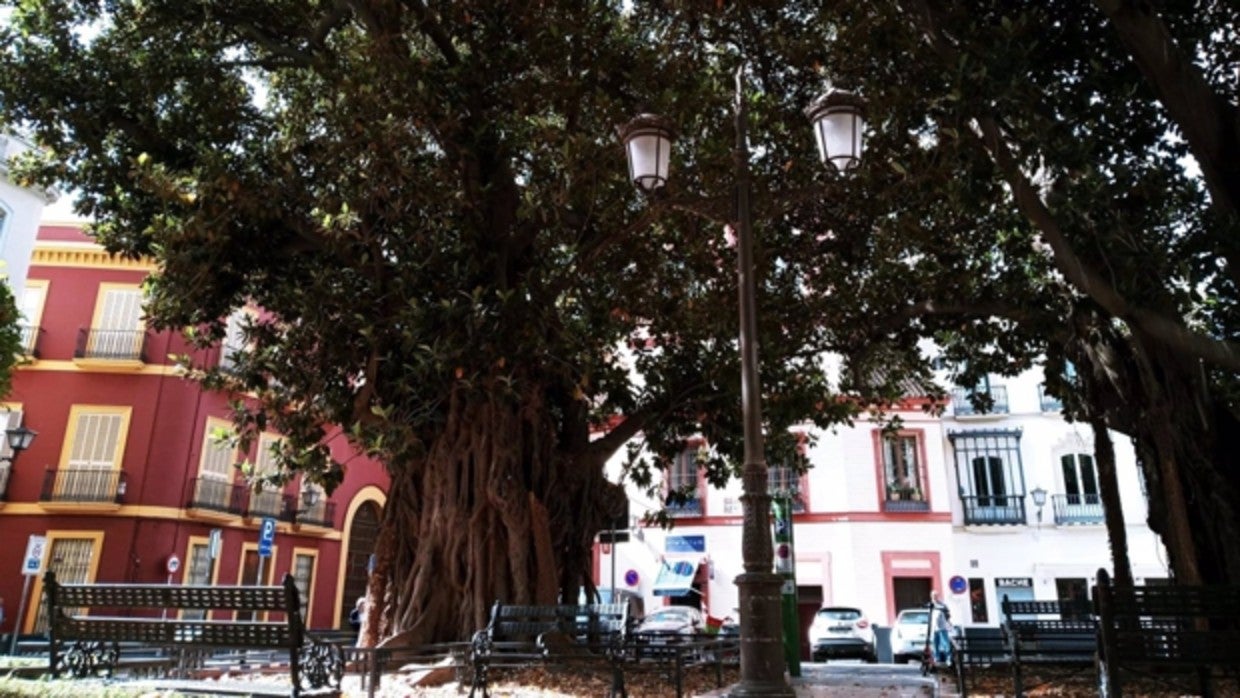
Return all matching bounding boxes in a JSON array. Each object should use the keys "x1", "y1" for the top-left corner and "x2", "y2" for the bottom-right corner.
[{"x1": 698, "y1": 664, "x2": 942, "y2": 698}]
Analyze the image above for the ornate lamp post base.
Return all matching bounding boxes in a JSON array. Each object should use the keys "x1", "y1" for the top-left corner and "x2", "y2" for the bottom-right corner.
[{"x1": 730, "y1": 571, "x2": 796, "y2": 697}]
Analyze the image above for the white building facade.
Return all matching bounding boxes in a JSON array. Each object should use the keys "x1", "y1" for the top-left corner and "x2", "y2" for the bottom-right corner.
[
  {"x1": 0, "y1": 130, "x2": 56, "y2": 301},
  {"x1": 597, "y1": 364, "x2": 1166, "y2": 656}
]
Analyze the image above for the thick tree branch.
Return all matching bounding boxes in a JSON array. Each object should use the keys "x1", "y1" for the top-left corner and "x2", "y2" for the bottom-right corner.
[
  {"x1": 907, "y1": 0, "x2": 1240, "y2": 374},
  {"x1": 1093, "y1": 0, "x2": 1240, "y2": 216}
]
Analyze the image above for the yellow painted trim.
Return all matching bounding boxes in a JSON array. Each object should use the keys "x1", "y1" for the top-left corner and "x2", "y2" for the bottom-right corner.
[
  {"x1": 292, "y1": 546, "x2": 320, "y2": 624},
  {"x1": 38, "y1": 501, "x2": 122, "y2": 514},
  {"x1": 0, "y1": 503, "x2": 343, "y2": 540},
  {"x1": 333, "y1": 484, "x2": 388, "y2": 626},
  {"x1": 16, "y1": 360, "x2": 186, "y2": 376},
  {"x1": 199, "y1": 416, "x2": 239, "y2": 479},
  {"x1": 238, "y1": 541, "x2": 277, "y2": 621},
  {"x1": 24, "y1": 530, "x2": 106, "y2": 633},
  {"x1": 22, "y1": 280, "x2": 48, "y2": 344},
  {"x1": 91, "y1": 282, "x2": 146, "y2": 332},
  {"x1": 1, "y1": 401, "x2": 23, "y2": 412},
  {"x1": 71, "y1": 358, "x2": 146, "y2": 372},
  {"x1": 58, "y1": 404, "x2": 133, "y2": 470},
  {"x1": 32, "y1": 243, "x2": 157, "y2": 271}
]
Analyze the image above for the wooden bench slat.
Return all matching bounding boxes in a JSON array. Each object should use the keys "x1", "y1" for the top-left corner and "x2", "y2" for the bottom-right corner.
[
  {"x1": 44, "y1": 570, "x2": 342, "y2": 698},
  {"x1": 1095, "y1": 567, "x2": 1240, "y2": 697}
]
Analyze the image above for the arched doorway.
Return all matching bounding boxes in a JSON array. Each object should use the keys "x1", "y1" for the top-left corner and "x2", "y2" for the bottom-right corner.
[{"x1": 339, "y1": 500, "x2": 381, "y2": 628}]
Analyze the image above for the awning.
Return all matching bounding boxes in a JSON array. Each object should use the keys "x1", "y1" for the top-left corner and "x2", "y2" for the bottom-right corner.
[{"x1": 653, "y1": 558, "x2": 701, "y2": 597}]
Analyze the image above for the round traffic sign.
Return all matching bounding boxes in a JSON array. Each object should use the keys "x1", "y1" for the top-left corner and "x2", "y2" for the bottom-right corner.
[{"x1": 166, "y1": 554, "x2": 181, "y2": 574}]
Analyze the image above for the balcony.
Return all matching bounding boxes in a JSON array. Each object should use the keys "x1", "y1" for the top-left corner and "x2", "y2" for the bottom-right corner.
[
  {"x1": 40, "y1": 467, "x2": 128, "y2": 504},
  {"x1": 18, "y1": 323, "x2": 40, "y2": 357},
  {"x1": 74, "y1": 327, "x2": 149, "y2": 365},
  {"x1": 188, "y1": 477, "x2": 246, "y2": 516},
  {"x1": 960, "y1": 494, "x2": 1026, "y2": 525},
  {"x1": 951, "y1": 385, "x2": 1009, "y2": 416},
  {"x1": 884, "y1": 497, "x2": 930, "y2": 513},
  {"x1": 1038, "y1": 385, "x2": 1064, "y2": 412},
  {"x1": 667, "y1": 496, "x2": 703, "y2": 517},
  {"x1": 246, "y1": 489, "x2": 285, "y2": 518},
  {"x1": 1051, "y1": 493, "x2": 1104, "y2": 525},
  {"x1": 282, "y1": 493, "x2": 336, "y2": 527}
]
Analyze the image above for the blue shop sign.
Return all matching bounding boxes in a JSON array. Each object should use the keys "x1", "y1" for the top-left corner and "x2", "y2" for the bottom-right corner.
[{"x1": 666, "y1": 535, "x2": 706, "y2": 553}]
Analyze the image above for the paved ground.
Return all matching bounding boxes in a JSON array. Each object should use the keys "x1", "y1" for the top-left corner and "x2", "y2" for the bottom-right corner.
[{"x1": 699, "y1": 663, "x2": 943, "y2": 698}]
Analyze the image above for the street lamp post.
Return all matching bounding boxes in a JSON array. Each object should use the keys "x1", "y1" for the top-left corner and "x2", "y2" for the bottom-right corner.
[{"x1": 621, "y1": 67, "x2": 863, "y2": 696}]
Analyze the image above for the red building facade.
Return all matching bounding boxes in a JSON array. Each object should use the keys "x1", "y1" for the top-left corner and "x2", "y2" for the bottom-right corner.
[{"x1": 0, "y1": 223, "x2": 388, "y2": 636}]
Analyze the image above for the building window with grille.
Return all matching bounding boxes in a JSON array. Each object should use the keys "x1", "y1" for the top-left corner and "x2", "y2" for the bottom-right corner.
[
  {"x1": 666, "y1": 446, "x2": 702, "y2": 517},
  {"x1": 83, "y1": 284, "x2": 146, "y2": 360},
  {"x1": 182, "y1": 541, "x2": 213, "y2": 620},
  {"x1": 878, "y1": 431, "x2": 929, "y2": 512},
  {"x1": 768, "y1": 464, "x2": 806, "y2": 513},
  {"x1": 34, "y1": 536, "x2": 99, "y2": 633},
  {"x1": 219, "y1": 309, "x2": 251, "y2": 372},
  {"x1": 55, "y1": 406, "x2": 130, "y2": 502},
  {"x1": 193, "y1": 417, "x2": 238, "y2": 512},
  {"x1": 292, "y1": 552, "x2": 316, "y2": 620},
  {"x1": 950, "y1": 429, "x2": 1026, "y2": 525},
  {"x1": 247, "y1": 434, "x2": 285, "y2": 518}
]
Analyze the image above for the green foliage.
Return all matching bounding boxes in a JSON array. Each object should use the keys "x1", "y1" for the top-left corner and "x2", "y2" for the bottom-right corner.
[
  {"x1": 0, "y1": 1, "x2": 905, "y2": 497},
  {"x1": 0, "y1": 280, "x2": 27, "y2": 400}
]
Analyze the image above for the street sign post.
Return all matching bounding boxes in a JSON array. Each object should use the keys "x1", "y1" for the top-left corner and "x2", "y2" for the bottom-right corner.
[
  {"x1": 21, "y1": 535, "x2": 46, "y2": 576},
  {"x1": 255, "y1": 517, "x2": 277, "y2": 586},
  {"x1": 11, "y1": 534, "x2": 47, "y2": 655}
]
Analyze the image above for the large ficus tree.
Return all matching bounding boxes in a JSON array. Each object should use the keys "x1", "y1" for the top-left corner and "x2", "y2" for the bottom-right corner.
[
  {"x1": 0, "y1": 2, "x2": 904, "y2": 644},
  {"x1": 797, "y1": 0, "x2": 1240, "y2": 586}
]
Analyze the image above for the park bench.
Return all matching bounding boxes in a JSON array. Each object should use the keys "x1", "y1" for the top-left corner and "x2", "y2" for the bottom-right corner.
[
  {"x1": 468, "y1": 601, "x2": 628, "y2": 698},
  {"x1": 1001, "y1": 596, "x2": 1097, "y2": 697},
  {"x1": 1094, "y1": 567, "x2": 1240, "y2": 698},
  {"x1": 44, "y1": 569, "x2": 343, "y2": 697},
  {"x1": 953, "y1": 626, "x2": 1009, "y2": 697},
  {"x1": 623, "y1": 631, "x2": 739, "y2": 698}
]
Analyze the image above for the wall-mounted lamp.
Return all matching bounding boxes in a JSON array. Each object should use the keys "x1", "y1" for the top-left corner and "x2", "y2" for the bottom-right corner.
[
  {"x1": 0, "y1": 425, "x2": 37, "y2": 499},
  {"x1": 3, "y1": 425, "x2": 37, "y2": 463},
  {"x1": 1031, "y1": 487, "x2": 1048, "y2": 524},
  {"x1": 301, "y1": 483, "x2": 321, "y2": 509}
]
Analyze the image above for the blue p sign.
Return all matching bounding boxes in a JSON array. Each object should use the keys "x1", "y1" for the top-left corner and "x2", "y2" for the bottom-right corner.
[{"x1": 258, "y1": 517, "x2": 277, "y2": 557}]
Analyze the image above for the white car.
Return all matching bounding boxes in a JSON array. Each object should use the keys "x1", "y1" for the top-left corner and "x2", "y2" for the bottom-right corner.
[
  {"x1": 807, "y1": 606, "x2": 877, "y2": 662},
  {"x1": 889, "y1": 608, "x2": 931, "y2": 663}
]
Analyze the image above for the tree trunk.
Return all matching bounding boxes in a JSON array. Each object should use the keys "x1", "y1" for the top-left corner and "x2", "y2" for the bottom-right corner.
[
  {"x1": 360, "y1": 379, "x2": 627, "y2": 646},
  {"x1": 1090, "y1": 414, "x2": 1133, "y2": 587},
  {"x1": 1089, "y1": 328, "x2": 1240, "y2": 586}
]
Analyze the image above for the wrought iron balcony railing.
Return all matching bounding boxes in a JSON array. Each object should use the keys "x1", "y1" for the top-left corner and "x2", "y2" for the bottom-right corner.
[
  {"x1": 1038, "y1": 385, "x2": 1064, "y2": 412},
  {"x1": 246, "y1": 489, "x2": 285, "y2": 518},
  {"x1": 75, "y1": 327, "x2": 149, "y2": 362},
  {"x1": 1051, "y1": 493, "x2": 1104, "y2": 524},
  {"x1": 884, "y1": 497, "x2": 930, "y2": 513},
  {"x1": 281, "y1": 494, "x2": 336, "y2": 527},
  {"x1": 951, "y1": 385, "x2": 1010, "y2": 416},
  {"x1": 188, "y1": 477, "x2": 246, "y2": 516},
  {"x1": 18, "y1": 323, "x2": 40, "y2": 357},
  {"x1": 40, "y1": 468, "x2": 128, "y2": 504},
  {"x1": 960, "y1": 493, "x2": 1026, "y2": 525}
]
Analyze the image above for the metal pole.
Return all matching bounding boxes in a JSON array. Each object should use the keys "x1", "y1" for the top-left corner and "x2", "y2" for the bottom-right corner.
[
  {"x1": 729, "y1": 63, "x2": 794, "y2": 698},
  {"x1": 610, "y1": 525, "x2": 617, "y2": 594},
  {"x1": 8, "y1": 575, "x2": 32, "y2": 656},
  {"x1": 774, "y1": 495, "x2": 801, "y2": 677}
]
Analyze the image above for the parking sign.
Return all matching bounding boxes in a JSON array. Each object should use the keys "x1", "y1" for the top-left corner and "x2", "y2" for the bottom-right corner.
[
  {"x1": 258, "y1": 517, "x2": 276, "y2": 557},
  {"x1": 22, "y1": 535, "x2": 47, "y2": 576}
]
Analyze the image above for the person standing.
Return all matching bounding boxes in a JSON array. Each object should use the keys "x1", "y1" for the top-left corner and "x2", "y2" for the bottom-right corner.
[{"x1": 929, "y1": 590, "x2": 953, "y2": 666}]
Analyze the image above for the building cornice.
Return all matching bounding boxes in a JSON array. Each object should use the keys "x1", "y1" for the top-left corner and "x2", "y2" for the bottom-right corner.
[{"x1": 32, "y1": 242, "x2": 157, "y2": 271}]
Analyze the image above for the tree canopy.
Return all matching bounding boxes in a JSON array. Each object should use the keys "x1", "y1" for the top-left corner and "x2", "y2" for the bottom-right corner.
[{"x1": 3, "y1": 0, "x2": 1239, "y2": 643}]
